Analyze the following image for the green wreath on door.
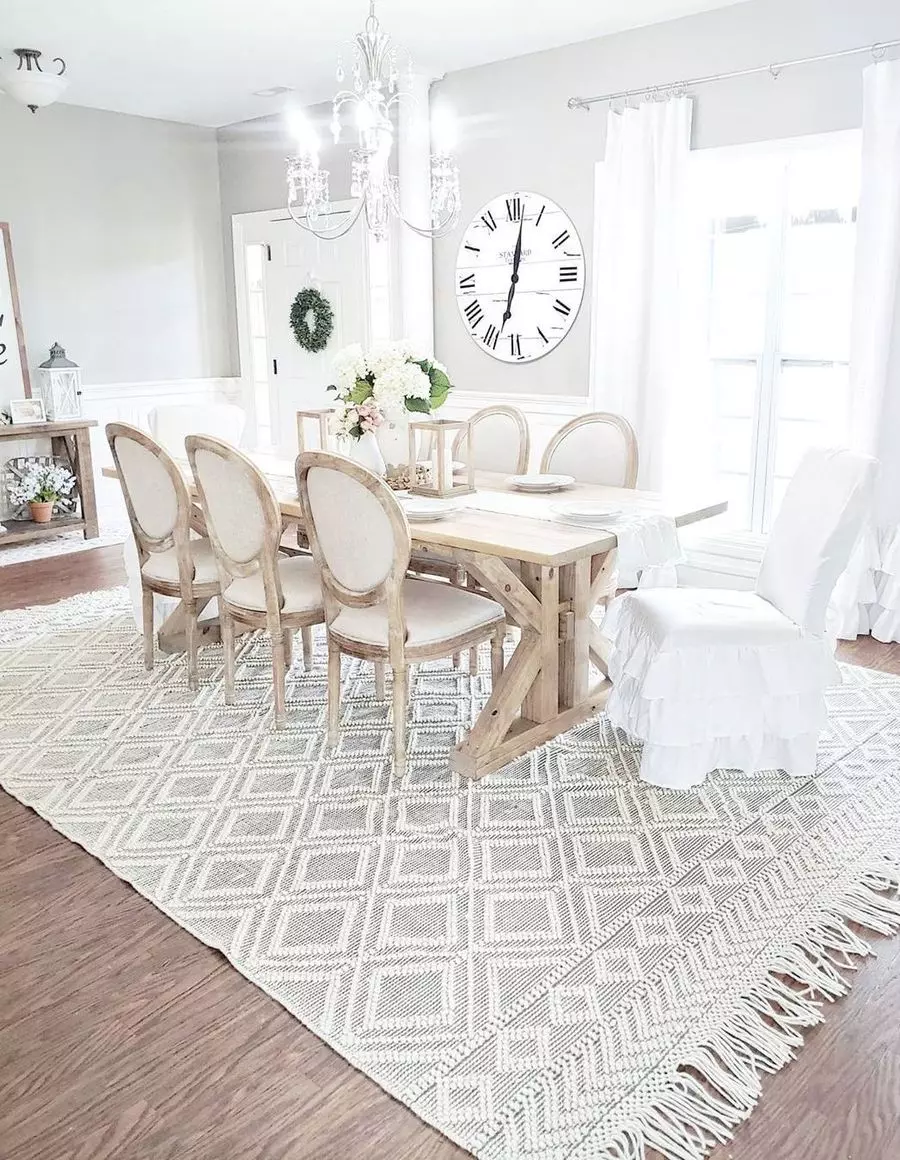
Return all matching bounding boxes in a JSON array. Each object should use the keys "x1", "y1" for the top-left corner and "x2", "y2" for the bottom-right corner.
[{"x1": 290, "y1": 287, "x2": 334, "y2": 353}]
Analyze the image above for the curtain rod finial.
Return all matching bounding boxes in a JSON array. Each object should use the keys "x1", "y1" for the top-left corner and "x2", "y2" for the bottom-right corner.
[{"x1": 568, "y1": 96, "x2": 590, "y2": 111}]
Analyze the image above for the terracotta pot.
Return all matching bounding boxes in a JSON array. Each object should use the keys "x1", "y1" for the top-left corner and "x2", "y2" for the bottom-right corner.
[{"x1": 29, "y1": 500, "x2": 54, "y2": 524}]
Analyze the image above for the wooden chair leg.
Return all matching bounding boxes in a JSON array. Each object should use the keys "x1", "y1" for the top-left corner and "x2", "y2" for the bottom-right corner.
[
  {"x1": 301, "y1": 626, "x2": 313, "y2": 671},
  {"x1": 142, "y1": 587, "x2": 154, "y2": 671},
  {"x1": 490, "y1": 625, "x2": 505, "y2": 684},
  {"x1": 185, "y1": 600, "x2": 199, "y2": 692},
  {"x1": 467, "y1": 645, "x2": 479, "y2": 675},
  {"x1": 222, "y1": 611, "x2": 236, "y2": 705},
  {"x1": 452, "y1": 652, "x2": 461, "y2": 669},
  {"x1": 391, "y1": 664, "x2": 408, "y2": 775},
  {"x1": 374, "y1": 661, "x2": 386, "y2": 699},
  {"x1": 327, "y1": 636, "x2": 341, "y2": 748},
  {"x1": 283, "y1": 627, "x2": 294, "y2": 670},
  {"x1": 271, "y1": 628, "x2": 288, "y2": 729}
]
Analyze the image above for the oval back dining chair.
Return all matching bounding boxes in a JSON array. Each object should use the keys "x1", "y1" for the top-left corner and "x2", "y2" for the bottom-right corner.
[
  {"x1": 149, "y1": 403, "x2": 246, "y2": 459},
  {"x1": 540, "y1": 412, "x2": 639, "y2": 488},
  {"x1": 298, "y1": 451, "x2": 506, "y2": 774},
  {"x1": 106, "y1": 422, "x2": 220, "y2": 690},
  {"x1": 452, "y1": 405, "x2": 531, "y2": 476},
  {"x1": 186, "y1": 436, "x2": 324, "y2": 727}
]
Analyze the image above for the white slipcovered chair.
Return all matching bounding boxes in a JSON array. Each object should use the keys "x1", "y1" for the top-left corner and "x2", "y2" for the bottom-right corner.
[
  {"x1": 149, "y1": 403, "x2": 246, "y2": 459},
  {"x1": 186, "y1": 435, "x2": 324, "y2": 727},
  {"x1": 107, "y1": 422, "x2": 219, "y2": 690},
  {"x1": 604, "y1": 447, "x2": 877, "y2": 790},
  {"x1": 297, "y1": 451, "x2": 507, "y2": 774}
]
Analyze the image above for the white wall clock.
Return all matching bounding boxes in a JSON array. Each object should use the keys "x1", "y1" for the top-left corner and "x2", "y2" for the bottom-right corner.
[{"x1": 455, "y1": 191, "x2": 585, "y2": 364}]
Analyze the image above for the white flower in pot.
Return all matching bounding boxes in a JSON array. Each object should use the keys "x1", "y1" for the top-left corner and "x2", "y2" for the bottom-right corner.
[{"x1": 7, "y1": 462, "x2": 76, "y2": 524}]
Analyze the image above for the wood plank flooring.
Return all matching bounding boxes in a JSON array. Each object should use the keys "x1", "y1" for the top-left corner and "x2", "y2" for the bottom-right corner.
[{"x1": 1, "y1": 544, "x2": 899, "y2": 1159}]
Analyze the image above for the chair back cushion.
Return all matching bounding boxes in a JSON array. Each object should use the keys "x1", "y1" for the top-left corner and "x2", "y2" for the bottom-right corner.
[
  {"x1": 190, "y1": 444, "x2": 270, "y2": 567},
  {"x1": 456, "y1": 407, "x2": 530, "y2": 475},
  {"x1": 304, "y1": 460, "x2": 406, "y2": 596},
  {"x1": 541, "y1": 413, "x2": 638, "y2": 487},
  {"x1": 112, "y1": 430, "x2": 179, "y2": 542},
  {"x1": 756, "y1": 447, "x2": 876, "y2": 634},
  {"x1": 149, "y1": 404, "x2": 246, "y2": 458}
]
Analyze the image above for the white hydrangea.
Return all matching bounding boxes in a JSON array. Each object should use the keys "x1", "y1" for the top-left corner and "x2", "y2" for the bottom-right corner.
[
  {"x1": 400, "y1": 361, "x2": 431, "y2": 400},
  {"x1": 7, "y1": 462, "x2": 76, "y2": 507},
  {"x1": 366, "y1": 341, "x2": 408, "y2": 378},
  {"x1": 331, "y1": 343, "x2": 367, "y2": 392},
  {"x1": 373, "y1": 360, "x2": 432, "y2": 409}
]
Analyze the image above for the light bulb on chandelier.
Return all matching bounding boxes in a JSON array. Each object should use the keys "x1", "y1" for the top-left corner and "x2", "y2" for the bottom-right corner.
[{"x1": 285, "y1": 0, "x2": 461, "y2": 241}]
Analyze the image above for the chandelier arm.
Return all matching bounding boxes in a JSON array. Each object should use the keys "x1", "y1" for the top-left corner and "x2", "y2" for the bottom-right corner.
[
  {"x1": 287, "y1": 196, "x2": 366, "y2": 239},
  {"x1": 385, "y1": 178, "x2": 460, "y2": 238}
]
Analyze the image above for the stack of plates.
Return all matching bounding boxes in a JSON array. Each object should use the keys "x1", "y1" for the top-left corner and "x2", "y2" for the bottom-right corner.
[
  {"x1": 397, "y1": 495, "x2": 464, "y2": 522},
  {"x1": 507, "y1": 473, "x2": 575, "y2": 493},
  {"x1": 550, "y1": 500, "x2": 627, "y2": 524}
]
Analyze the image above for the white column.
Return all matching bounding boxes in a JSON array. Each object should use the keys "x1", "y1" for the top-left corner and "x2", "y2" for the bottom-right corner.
[{"x1": 396, "y1": 71, "x2": 435, "y2": 355}]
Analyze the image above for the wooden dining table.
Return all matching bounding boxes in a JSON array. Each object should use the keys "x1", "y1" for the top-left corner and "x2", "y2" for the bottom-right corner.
[{"x1": 106, "y1": 454, "x2": 726, "y2": 779}]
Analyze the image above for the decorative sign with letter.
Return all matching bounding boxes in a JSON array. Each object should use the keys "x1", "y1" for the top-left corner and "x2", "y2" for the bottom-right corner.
[{"x1": 0, "y1": 223, "x2": 32, "y2": 403}]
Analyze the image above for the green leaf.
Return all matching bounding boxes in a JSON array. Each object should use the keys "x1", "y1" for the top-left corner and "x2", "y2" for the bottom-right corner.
[
  {"x1": 349, "y1": 423, "x2": 364, "y2": 439},
  {"x1": 429, "y1": 366, "x2": 450, "y2": 392},
  {"x1": 349, "y1": 378, "x2": 374, "y2": 404},
  {"x1": 405, "y1": 396, "x2": 431, "y2": 414},
  {"x1": 429, "y1": 382, "x2": 450, "y2": 410}
]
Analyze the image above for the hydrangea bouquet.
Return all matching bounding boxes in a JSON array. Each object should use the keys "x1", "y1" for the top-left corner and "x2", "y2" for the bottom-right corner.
[
  {"x1": 7, "y1": 461, "x2": 76, "y2": 507},
  {"x1": 327, "y1": 340, "x2": 452, "y2": 442}
]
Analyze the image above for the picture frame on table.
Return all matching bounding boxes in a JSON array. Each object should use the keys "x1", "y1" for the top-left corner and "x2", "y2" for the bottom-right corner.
[{"x1": 9, "y1": 397, "x2": 47, "y2": 425}]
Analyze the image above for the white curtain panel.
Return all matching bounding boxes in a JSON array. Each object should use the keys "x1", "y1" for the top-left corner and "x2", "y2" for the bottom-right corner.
[
  {"x1": 834, "y1": 60, "x2": 900, "y2": 641},
  {"x1": 590, "y1": 96, "x2": 701, "y2": 493}
]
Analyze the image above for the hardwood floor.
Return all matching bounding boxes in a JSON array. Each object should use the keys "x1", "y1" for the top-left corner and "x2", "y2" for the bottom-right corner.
[{"x1": 1, "y1": 545, "x2": 899, "y2": 1160}]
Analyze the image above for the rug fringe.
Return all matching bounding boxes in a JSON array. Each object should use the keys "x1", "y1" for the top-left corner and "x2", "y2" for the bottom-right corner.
[
  {"x1": 0, "y1": 586, "x2": 132, "y2": 645},
  {"x1": 590, "y1": 855, "x2": 900, "y2": 1160}
]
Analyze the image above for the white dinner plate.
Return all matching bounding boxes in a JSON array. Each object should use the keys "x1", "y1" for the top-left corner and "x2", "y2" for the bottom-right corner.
[
  {"x1": 398, "y1": 496, "x2": 463, "y2": 522},
  {"x1": 551, "y1": 501, "x2": 626, "y2": 523},
  {"x1": 507, "y1": 473, "x2": 575, "y2": 493}
]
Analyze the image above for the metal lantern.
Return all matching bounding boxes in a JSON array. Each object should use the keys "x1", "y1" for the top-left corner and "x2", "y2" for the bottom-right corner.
[
  {"x1": 37, "y1": 342, "x2": 82, "y2": 420},
  {"x1": 408, "y1": 418, "x2": 475, "y2": 499}
]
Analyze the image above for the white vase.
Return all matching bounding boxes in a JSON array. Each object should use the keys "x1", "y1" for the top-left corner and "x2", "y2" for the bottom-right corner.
[
  {"x1": 348, "y1": 431, "x2": 386, "y2": 476},
  {"x1": 376, "y1": 409, "x2": 410, "y2": 469}
]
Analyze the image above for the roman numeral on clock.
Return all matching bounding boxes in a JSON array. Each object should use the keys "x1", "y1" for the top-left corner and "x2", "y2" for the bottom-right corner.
[
  {"x1": 506, "y1": 196, "x2": 523, "y2": 222},
  {"x1": 509, "y1": 334, "x2": 522, "y2": 358},
  {"x1": 537, "y1": 327, "x2": 549, "y2": 345},
  {"x1": 483, "y1": 323, "x2": 500, "y2": 350},
  {"x1": 481, "y1": 210, "x2": 497, "y2": 231},
  {"x1": 559, "y1": 265, "x2": 578, "y2": 284},
  {"x1": 464, "y1": 300, "x2": 484, "y2": 327},
  {"x1": 464, "y1": 243, "x2": 480, "y2": 254},
  {"x1": 535, "y1": 205, "x2": 546, "y2": 228},
  {"x1": 459, "y1": 273, "x2": 475, "y2": 291},
  {"x1": 553, "y1": 298, "x2": 571, "y2": 316},
  {"x1": 552, "y1": 229, "x2": 571, "y2": 250}
]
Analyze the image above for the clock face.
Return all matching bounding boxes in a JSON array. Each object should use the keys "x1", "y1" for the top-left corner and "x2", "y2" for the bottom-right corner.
[{"x1": 455, "y1": 191, "x2": 585, "y2": 364}]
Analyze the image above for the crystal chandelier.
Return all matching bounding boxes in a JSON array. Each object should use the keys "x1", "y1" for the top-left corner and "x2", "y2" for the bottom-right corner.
[{"x1": 285, "y1": 1, "x2": 460, "y2": 240}]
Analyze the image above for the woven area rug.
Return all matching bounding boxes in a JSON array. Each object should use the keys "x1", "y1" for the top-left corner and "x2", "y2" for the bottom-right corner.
[{"x1": 3, "y1": 589, "x2": 900, "y2": 1160}]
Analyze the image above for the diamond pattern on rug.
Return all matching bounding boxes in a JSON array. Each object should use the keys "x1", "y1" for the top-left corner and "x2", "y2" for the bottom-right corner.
[{"x1": 2, "y1": 607, "x2": 900, "y2": 1159}]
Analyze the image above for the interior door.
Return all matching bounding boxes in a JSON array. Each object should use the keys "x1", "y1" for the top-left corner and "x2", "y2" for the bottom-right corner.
[{"x1": 237, "y1": 205, "x2": 375, "y2": 455}]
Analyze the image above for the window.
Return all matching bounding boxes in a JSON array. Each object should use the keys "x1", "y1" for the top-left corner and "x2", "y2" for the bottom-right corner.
[{"x1": 690, "y1": 133, "x2": 861, "y2": 533}]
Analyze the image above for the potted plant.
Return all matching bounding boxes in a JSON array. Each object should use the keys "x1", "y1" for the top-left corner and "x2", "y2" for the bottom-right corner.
[
  {"x1": 7, "y1": 461, "x2": 76, "y2": 523},
  {"x1": 327, "y1": 340, "x2": 453, "y2": 477}
]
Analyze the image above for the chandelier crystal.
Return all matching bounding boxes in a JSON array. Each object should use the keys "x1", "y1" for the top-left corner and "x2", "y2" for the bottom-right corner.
[{"x1": 285, "y1": 1, "x2": 460, "y2": 240}]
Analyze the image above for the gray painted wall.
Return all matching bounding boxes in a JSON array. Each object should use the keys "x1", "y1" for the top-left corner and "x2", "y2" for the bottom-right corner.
[
  {"x1": 217, "y1": 102, "x2": 352, "y2": 374},
  {"x1": 432, "y1": 0, "x2": 900, "y2": 397},
  {"x1": 0, "y1": 101, "x2": 227, "y2": 394}
]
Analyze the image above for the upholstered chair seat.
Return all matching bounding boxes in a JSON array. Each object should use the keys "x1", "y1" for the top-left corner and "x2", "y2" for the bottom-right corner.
[
  {"x1": 140, "y1": 540, "x2": 219, "y2": 586},
  {"x1": 331, "y1": 578, "x2": 503, "y2": 652},
  {"x1": 223, "y1": 557, "x2": 322, "y2": 616}
]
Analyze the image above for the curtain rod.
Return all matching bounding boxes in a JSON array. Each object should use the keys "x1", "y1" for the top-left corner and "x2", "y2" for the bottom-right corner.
[{"x1": 567, "y1": 39, "x2": 900, "y2": 111}]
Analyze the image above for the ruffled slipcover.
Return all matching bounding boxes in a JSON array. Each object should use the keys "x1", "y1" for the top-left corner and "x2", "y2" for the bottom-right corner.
[{"x1": 605, "y1": 590, "x2": 838, "y2": 790}]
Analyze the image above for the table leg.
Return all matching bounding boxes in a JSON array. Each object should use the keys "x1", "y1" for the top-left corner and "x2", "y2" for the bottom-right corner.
[
  {"x1": 157, "y1": 597, "x2": 222, "y2": 654},
  {"x1": 521, "y1": 563, "x2": 560, "y2": 723},
  {"x1": 559, "y1": 557, "x2": 591, "y2": 710},
  {"x1": 73, "y1": 427, "x2": 100, "y2": 539}
]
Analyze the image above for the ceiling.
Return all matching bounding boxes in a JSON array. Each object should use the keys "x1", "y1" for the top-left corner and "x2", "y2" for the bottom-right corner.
[{"x1": 1, "y1": 0, "x2": 746, "y2": 128}]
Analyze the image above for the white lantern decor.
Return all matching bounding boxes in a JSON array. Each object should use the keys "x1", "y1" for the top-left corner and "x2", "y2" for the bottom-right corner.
[{"x1": 37, "y1": 342, "x2": 82, "y2": 420}]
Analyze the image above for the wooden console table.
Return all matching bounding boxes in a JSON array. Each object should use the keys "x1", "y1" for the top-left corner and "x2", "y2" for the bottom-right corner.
[{"x1": 0, "y1": 419, "x2": 99, "y2": 546}]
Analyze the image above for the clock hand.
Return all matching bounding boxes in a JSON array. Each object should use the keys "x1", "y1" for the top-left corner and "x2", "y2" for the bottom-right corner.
[{"x1": 501, "y1": 214, "x2": 525, "y2": 333}]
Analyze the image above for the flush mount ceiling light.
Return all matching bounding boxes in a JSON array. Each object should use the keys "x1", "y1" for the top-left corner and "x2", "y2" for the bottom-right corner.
[
  {"x1": 253, "y1": 85, "x2": 294, "y2": 98},
  {"x1": 0, "y1": 48, "x2": 68, "y2": 113},
  {"x1": 285, "y1": 0, "x2": 460, "y2": 241}
]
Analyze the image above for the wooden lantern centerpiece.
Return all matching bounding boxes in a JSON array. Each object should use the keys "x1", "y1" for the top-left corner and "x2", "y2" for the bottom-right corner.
[{"x1": 408, "y1": 418, "x2": 475, "y2": 498}]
